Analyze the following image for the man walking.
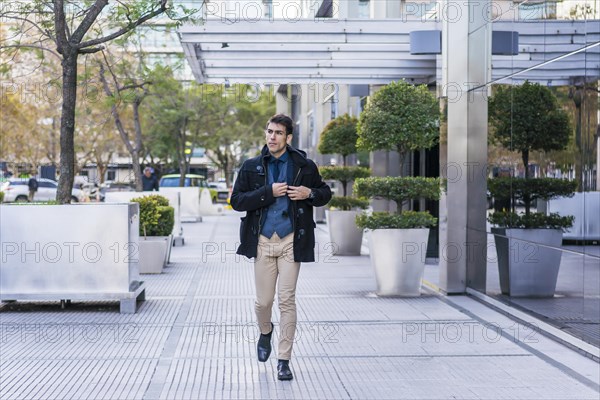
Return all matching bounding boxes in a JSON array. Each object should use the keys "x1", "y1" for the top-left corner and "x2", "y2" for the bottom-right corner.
[{"x1": 230, "y1": 114, "x2": 331, "y2": 381}]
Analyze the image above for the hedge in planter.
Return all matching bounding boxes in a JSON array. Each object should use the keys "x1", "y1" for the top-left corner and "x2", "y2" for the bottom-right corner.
[
  {"x1": 131, "y1": 194, "x2": 174, "y2": 237},
  {"x1": 131, "y1": 194, "x2": 174, "y2": 274}
]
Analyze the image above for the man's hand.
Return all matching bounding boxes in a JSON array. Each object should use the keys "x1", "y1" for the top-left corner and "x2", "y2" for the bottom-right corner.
[
  {"x1": 272, "y1": 183, "x2": 288, "y2": 197},
  {"x1": 287, "y1": 186, "x2": 311, "y2": 201}
]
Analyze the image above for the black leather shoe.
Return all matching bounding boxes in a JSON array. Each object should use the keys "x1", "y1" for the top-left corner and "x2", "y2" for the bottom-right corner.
[
  {"x1": 277, "y1": 359, "x2": 293, "y2": 381},
  {"x1": 257, "y1": 323, "x2": 273, "y2": 362}
]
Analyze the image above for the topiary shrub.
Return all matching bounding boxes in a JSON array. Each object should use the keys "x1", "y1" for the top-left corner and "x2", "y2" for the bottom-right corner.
[
  {"x1": 488, "y1": 81, "x2": 575, "y2": 229},
  {"x1": 355, "y1": 80, "x2": 440, "y2": 230},
  {"x1": 318, "y1": 114, "x2": 371, "y2": 210},
  {"x1": 357, "y1": 80, "x2": 439, "y2": 167},
  {"x1": 354, "y1": 177, "x2": 441, "y2": 229}
]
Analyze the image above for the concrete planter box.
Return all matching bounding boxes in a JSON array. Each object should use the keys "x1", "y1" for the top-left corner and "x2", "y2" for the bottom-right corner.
[
  {"x1": 326, "y1": 210, "x2": 363, "y2": 255},
  {"x1": 0, "y1": 203, "x2": 145, "y2": 313},
  {"x1": 368, "y1": 228, "x2": 429, "y2": 296},
  {"x1": 492, "y1": 228, "x2": 563, "y2": 297},
  {"x1": 138, "y1": 237, "x2": 169, "y2": 274},
  {"x1": 104, "y1": 191, "x2": 184, "y2": 245},
  {"x1": 159, "y1": 187, "x2": 202, "y2": 222}
]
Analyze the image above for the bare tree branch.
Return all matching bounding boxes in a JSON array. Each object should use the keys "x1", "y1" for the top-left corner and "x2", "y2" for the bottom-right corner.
[
  {"x1": 70, "y1": 0, "x2": 108, "y2": 44},
  {"x1": 79, "y1": 46, "x2": 104, "y2": 54},
  {"x1": 120, "y1": 82, "x2": 152, "y2": 91},
  {"x1": 77, "y1": 0, "x2": 168, "y2": 49}
]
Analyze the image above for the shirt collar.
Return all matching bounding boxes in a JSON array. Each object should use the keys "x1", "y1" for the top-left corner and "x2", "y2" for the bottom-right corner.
[{"x1": 270, "y1": 151, "x2": 289, "y2": 163}]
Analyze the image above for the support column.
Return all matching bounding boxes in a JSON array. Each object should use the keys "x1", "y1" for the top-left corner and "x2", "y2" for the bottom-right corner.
[{"x1": 439, "y1": 0, "x2": 491, "y2": 293}]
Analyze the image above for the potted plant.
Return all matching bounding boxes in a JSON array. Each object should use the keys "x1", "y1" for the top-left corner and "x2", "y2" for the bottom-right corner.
[
  {"x1": 355, "y1": 177, "x2": 440, "y2": 296},
  {"x1": 355, "y1": 80, "x2": 440, "y2": 296},
  {"x1": 318, "y1": 114, "x2": 371, "y2": 255},
  {"x1": 131, "y1": 194, "x2": 175, "y2": 274},
  {"x1": 488, "y1": 81, "x2": 576, "y2": 297}
]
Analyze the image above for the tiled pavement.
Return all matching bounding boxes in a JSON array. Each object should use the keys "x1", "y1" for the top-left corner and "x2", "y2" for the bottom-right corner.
[{"x1": 1, "y1": 211, "x2": 599, "y2": 399}]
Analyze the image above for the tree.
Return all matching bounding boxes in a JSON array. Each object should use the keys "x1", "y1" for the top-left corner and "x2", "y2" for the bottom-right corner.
[
  {"x1": 0, "y1": 0, "x2": 195, "y2": 202},
  {"x1": 202, "y1": 86, "x2": 275, "y2": 186},
  {"x1": 143, "y1": 68, "x2": 210, "y2": 185},
  {"x1": 488, "y1": 81, "x2": 575, "y2": 223},
  {"x1": 357, "y1": 80, "x2": 439, "y2": 171},
  {"x1": 488, "y1": 81, "x2": 571, "y2": 180},
  {"x1": 318, "y1": 114, "x2": 359, "y2": 167},
  {"x1": 97, "y1": 47, "x2": 155, "y2": 191},
  {"x1": 0, "y1": 93, "x2": 47, "y2": 171}
]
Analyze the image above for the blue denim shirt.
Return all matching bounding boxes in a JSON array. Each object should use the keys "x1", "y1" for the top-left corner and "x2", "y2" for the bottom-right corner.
[{"x1": 261, "y1": 151, "x2": 293, "y2": 239}]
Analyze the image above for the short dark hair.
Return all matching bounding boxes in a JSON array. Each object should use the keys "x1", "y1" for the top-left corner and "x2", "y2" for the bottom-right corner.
[{"x1": 266, "y1": 114, "x2": 294, "y2": 136}]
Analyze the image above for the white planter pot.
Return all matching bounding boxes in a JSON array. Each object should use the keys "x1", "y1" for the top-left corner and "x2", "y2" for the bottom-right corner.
[
  {"x1": 139, "y1": 237, "x2": 169, "y2": 274},
  {"x1": 326, "y1": 210, "x2": 364, "y2": 255},
  {"x1": 0, "y1": 203, "x2": 145, "y2": 313},
  {"x1": 492, "y1": 228, "x2": 563, "y2": 297},
  {"x1": 369, "y1": 228, "x2": 429, "y2": 296}
]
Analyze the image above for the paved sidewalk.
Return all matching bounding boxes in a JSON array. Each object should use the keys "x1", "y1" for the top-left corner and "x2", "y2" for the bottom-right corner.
[{"x1": 1, "y1": 211, "x2": 599, "y2": 399}]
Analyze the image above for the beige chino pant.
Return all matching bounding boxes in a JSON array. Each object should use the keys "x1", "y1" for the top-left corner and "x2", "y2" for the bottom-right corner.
[{"x1": 254, "y1": 232, "x2": 300, "y2": 361}]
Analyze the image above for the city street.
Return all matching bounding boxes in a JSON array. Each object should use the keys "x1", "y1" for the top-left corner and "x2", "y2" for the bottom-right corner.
[{"x1": 1, "y1": 211, "x2": 598, "y2": 399}]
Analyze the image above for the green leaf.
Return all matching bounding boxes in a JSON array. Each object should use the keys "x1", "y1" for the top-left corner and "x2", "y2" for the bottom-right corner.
[
  {"x1": 357, "y1": 80, "x2": 439, "y2": 154},
  {"x1": 317, "y1": 114, "x2": 359, "y2": 158},
  {"x1": 354, "y1": 176, "x2": 441, "y2": 208},
  {"x1": 488, "y1": 211, "x2": 574, "y2": 230},
  {"x1": 320, "y1": 166, "x2": 371, "y2": 183},
  {"x1": 489, "y1": 81, "x2": 571, "y2": 159},
  {"x1": 328, "y1": 196, "x2": 369, "y2": 211},
  {"x1": 131, "y1": 194, "x2": 172, "y2": 236},
  {"x1": 356, "y1": 211, "x2": 438, "y2": 229},
  {"x1": 488, "y1": 177, "x2": 577, "y2": 202}
]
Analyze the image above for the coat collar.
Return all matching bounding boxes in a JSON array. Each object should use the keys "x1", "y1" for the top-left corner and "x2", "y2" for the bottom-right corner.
[{"x1": 261, "y1": 144, "x2": 308, "y2": 167}]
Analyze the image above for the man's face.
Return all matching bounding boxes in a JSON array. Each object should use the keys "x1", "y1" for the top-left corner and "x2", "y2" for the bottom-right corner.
[
  {"x1": 144, "y1": 170, "x2": 151, "y2": 177},
  {"x1": 265, "y1": 122, "x2": 291, "y2": 158}
]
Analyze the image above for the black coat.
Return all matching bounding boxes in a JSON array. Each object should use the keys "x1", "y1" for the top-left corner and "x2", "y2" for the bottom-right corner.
[{"x1": 231, "y1": 145, "x2": 332, "y2": 262}]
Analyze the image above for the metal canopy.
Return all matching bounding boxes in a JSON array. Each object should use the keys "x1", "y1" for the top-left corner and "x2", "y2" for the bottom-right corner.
[
  {"x1": 179, "y1": 20, "x2": 439, "y2": 84},
  {"x1": 179, "y1": 19, "x2": 600, "y2": 86}
]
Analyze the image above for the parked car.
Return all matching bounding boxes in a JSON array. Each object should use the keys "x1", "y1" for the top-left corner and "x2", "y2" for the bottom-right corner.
[
  {"x1": 208, "y1": 181, "x2": 230, "y2": 203},
  {"x1": 159, "y1": 174, "x2": 220, "y2": 203},
  {"x1": 97, "y1": 181, "x2": 135, "y2": 202},
  {"x1": 0, "y1": 178, "x2": 88, "y2": 203}
]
